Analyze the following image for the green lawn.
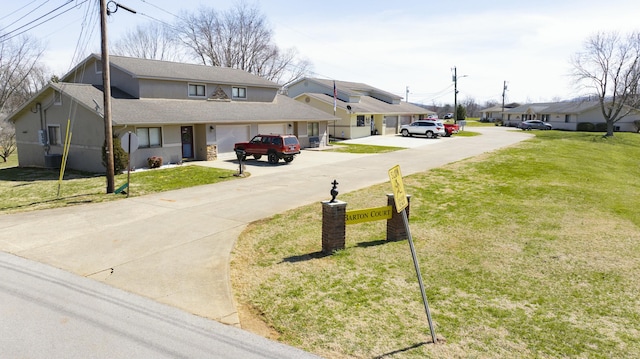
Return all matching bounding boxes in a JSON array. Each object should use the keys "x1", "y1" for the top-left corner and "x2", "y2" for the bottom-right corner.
[
  {"x1": 231, "y1": 131, "x2": 640, "y2": 358},
  {"x1": 0, "y1": 161, "x2": 237, "y2": 214}
]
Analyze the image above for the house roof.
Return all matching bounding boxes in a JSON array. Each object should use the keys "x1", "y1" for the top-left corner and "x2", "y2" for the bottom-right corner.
[
  {"x1": 299, "y1": 92, "x2": 430, "y2": 116},
  {"x1": 10, "y1": 82, "x2": 337, "y2": 125},
  {"x1": 305, "y1": 78, "x2": 403, "y2": 101},
  {"x1": 63, "y1": 54, "x2": 281, "y2": 89},
  {"x1": 505, "y1": 100, "x2": 601, "y2": 114}
]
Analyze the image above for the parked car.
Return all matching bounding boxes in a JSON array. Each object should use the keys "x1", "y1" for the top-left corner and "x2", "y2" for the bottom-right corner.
[
  {"x1": 444, "y1": 113, "x2": 454, "y2": 119},
  {"x1": 234, "y1": 134, "x2": 301, "y2": 164},
  {"x1": 518, "y1": 120, "x2": 552, "y2": 130},
  {"x1": 400, "y1": 120, "x2": 446, "y2": 138},
  {"x1": 424, "y1": 117, "x2": 459, "y2": 137},
  {"x1": 426, "y1": 114, "x2": 439, "y2": 120}
]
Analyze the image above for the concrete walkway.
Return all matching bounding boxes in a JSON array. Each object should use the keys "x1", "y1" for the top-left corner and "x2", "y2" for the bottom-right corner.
[{"x1": 0, "y1": 127, "x2": 530, "y2": 353}]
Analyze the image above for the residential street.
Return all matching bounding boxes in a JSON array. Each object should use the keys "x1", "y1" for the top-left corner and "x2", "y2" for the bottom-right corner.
[{"x1": 0, "y1": 127, "x2": 530, "y2": 358}]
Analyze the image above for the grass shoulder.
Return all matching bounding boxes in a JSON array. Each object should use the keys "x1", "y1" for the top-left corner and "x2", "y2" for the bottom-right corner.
[{"x1": 324, "y1": 142, "x2": 404, "y2": 153}]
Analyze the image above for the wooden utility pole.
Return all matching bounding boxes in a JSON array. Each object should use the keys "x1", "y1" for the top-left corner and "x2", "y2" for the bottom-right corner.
[
  {"x1": 501, "y1": 81, "x2": 508, "y2": 124},
  {"x1": 100, "y1": 0, "x2": 115, "y2": 193}
]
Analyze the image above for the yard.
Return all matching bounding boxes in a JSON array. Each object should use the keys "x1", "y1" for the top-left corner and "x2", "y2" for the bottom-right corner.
[{"x1": 231, "y1": 131, "x2": 640, "y2": 358}]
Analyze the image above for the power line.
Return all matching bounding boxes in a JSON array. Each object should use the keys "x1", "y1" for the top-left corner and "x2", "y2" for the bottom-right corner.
[
  {"x1": 0, "y1": 0, "x2": 45, "y2": 29},
  {"x1": 0, "y1": 1, "x2": 88, "y2": 43}
]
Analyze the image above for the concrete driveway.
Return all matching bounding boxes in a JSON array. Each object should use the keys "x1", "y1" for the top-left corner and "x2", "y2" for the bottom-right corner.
[{"x1": 0, "y1": 126, "x2": 530, "y2": 356}]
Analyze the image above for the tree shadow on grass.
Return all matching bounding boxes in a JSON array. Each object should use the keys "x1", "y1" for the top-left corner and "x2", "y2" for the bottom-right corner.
[
  {"x1": 0, "y1": 167, "x2": 98, "y2": 182},
  {"x1": 281, "y1": 251, "x2": 329, "y2": 263}
]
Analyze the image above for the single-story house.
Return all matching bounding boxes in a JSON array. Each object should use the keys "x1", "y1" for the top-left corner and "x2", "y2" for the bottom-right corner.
[
  {"x1": 8, "y1": 54, "x2": 336, "y2": 172},
  {"x1": 491, "y1": 100, "x2": 640, "y2": 131},
  {"x1": 286, "y1": 78, "x2": 434, "y2": 139}
]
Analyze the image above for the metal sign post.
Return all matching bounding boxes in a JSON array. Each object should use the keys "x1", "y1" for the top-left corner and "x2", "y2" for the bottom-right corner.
[
  {"x1": 388, "y1": 165, "x2": 437, "y2": 344},
  {"x1": 120, "y1": 132, "x2": 139, "y2": 197}
]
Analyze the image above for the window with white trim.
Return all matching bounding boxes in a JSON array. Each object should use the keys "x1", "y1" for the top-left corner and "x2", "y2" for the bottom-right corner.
[
  {"x1": 307, "y1": 122, "x2": 319, "y2": 136},
  {"x1": 232, "y1": 86, "x2": 246, "y2": 99},
  {"x1": 136, "y1": 127, "x2": 162, "y2": 148},
  {"x1": 95, "y1": 60, "x2": 102, "y2": 74},
  {"x1": 188, "y1": 84, "x2": 206, "y2": 97}
]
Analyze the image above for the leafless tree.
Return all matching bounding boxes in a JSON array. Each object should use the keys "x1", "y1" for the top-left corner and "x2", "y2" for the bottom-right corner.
[
  {"x1": 571, "y1": 31, "x2": 640, "y2": 136},
  {"x1": 0, "y1": 33, "x2": 46, "y2": 115},
  {"x1": 111, "y1": 21, "x2": 187, "y2": 62},
  {"x1": 174, "y1": 2, "x2": 312, "y2": 84},
  {"x1": 0, "y1": 122, "x2": 16, "y2": 162}
]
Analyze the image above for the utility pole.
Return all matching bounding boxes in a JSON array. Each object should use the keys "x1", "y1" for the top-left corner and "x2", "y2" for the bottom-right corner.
[
  {"x1": 452, "y1": 67, "x2": 458, "y2": 124},
  {"x1": 501, "y1": 81, "x2": 508, "y2": 125},
  {"x1": 406, "y1": 86, "x2": 409, "y2": 103},
  {"x1": 100, "y1": 0, "x2": 114, "y2": 194}
]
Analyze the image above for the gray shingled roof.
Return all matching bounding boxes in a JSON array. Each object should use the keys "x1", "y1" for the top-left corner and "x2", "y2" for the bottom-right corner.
[
  {"x1": 300, "y1": 92, "x2": 429, "y2": 115},
  {"x1": 307, "y1": 78, "x2": 403, "y2": 101},
  {"x1": 66, "y1": 54, "x2": 280, "y2": 89},
  {"x1": 51, "y1": 83, "x2": 337, "y2": 125},
  {"x1": 505, "y1": 101, "x2": 601, "y2": 114}
]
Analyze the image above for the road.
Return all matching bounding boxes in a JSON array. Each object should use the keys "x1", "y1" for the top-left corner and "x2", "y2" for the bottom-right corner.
[{"x1": 0, "y1": 126, "x2": 530, "y2": 358}]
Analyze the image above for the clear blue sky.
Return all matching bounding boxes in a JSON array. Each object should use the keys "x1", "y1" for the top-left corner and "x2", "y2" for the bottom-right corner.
[{"x1": 3, "y1": 0, "x2": 640, "y2": 105}]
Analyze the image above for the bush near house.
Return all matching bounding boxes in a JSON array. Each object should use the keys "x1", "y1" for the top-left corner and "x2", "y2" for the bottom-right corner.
[
  {"x1": 147, "y1": 156, "x2": 163, "y2": 168},
  {"x1": 577, "y1": 122, "x2": 595, "y2": 131}
]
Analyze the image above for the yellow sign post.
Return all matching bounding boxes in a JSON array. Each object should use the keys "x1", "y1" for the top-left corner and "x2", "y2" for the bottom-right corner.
[
  {"x1": 388, "y1": 164, "x2": 437, "y2": 344},
  {"x1": 388, "y1": 165, "x2": 408, "y2": 212}
]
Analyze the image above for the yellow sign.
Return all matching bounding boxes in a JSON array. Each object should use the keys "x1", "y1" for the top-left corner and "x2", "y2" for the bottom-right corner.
[
  {"x1": 388, "y1": 165, "x2": 408, "y2": 212},
  {"x1": 345, "y1": 206, "x2": 393, "y2": 225}
]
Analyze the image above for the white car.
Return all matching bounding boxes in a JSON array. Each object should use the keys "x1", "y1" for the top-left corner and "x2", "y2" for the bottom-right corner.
[{"x1": 400, "y1": 120, "x2": 446, "y2": 138}]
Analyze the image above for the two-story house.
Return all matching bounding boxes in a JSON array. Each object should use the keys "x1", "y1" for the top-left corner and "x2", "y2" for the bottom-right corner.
[
  {"x1": 9, "y1": 54, "x2": 335, "y2": 172},
  {"x1": 286, "y1": 78, "x2": 434, "y2": 139}
]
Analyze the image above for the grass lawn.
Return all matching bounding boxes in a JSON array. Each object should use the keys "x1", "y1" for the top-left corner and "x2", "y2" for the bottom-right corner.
[
  {"x1": 0, "y1": 160, "x2": 238, "y2": 214},
  {"x1": 231, "y1": 131, "x2": 640, "y2": 358}
]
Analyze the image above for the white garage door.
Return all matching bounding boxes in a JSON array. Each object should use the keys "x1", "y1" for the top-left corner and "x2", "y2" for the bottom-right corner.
[
  {"x1": 216, "y1": 125, "x2": 250, "y2": 153},
  {"x1": 258, "y1": 123, "x2": 287, "y2": 135},
  {"x1": 385, "y1": 116, "x2": 398, "y2": 135}
]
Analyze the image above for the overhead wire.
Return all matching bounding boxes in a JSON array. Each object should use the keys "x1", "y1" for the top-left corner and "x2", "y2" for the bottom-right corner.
[{"x1": 0, "y1": 0, "x2": 49, "y2": 31}]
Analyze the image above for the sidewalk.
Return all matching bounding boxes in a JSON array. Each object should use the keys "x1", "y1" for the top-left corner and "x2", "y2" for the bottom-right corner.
[{"x1": 0, "y1": 127, "x2": 530, "y2": 355}]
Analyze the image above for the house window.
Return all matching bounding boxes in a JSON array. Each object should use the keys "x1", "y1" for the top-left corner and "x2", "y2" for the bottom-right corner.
[
  {"x1": 232, "y1": 87, "x2": 246, "y2": 99},
  {"x1": 136, "y1": 127, "x2": 162, "y2": 148},
  {"x1": 95, "y1": 60, "x2": 102, "y2": 74},
  {"x1": 47, "y1": 125, "x2": 61, "y2": 146},
  {"x1": 307, "y1": 122, "x2": 319, "y2": 136},
  {"x1": 54, "y1": 91, "x2": 62, "y2": 105},
  {"x1": 356, "y1": 115, "x2": 365, "y2": 127},
  {"x1": 188, "y1": 84, "x2": 206, "y2": 97},
  {"x1": 565, "y1": 114, "x2": 570, "y2": 123},
  {"x1": 541, "y1": 114, "x2": 550, "y2": 121}
]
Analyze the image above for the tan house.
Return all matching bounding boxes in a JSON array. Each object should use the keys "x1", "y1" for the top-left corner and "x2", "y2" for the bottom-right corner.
[
  {"x1": 286, "y1": 78, "x2": 434, "y2": 139},
  {"x1": 501, "y1": 100, "x2": 640, "y2": 131},
  {"x1": 8, "y1": 54, "x2": 336, "y2": 172}
]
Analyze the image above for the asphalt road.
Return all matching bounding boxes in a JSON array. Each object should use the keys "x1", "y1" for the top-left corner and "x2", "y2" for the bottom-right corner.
[{"x1": 0, "y1": 126, "x2": 530, "y2": 358}]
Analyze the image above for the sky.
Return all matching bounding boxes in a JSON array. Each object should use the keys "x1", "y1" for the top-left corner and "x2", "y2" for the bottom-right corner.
[{"x1": 2, "y1": 0, "x2": 640, "y2": 106}]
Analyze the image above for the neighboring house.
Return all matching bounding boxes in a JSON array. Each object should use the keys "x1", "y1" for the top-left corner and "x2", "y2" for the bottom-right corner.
[
  {"x1": 479, "y1": 104, "x2": 519, "y2": 121},
  {"x1": 286, "y1": 78, "x2": 433, "y2": 139},
  {"x1": 500, "y1": 100, "x2": 640, "y2": 131},
  {"x1": 8, "y1": 54, "x2": 335, "y2": 172}
]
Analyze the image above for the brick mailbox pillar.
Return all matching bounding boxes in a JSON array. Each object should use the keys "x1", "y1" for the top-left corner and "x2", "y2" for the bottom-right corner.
[
  {"x1": 386, "y1": 193, "x2": 411, "y2": 241},
  {"x1": 322, "y1": 200, "x2": 347, "y2": 253}
]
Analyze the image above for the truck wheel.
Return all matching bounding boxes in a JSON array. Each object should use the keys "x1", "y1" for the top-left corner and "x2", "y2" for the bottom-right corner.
[
  {"x1": 267, "y1": 152, "x2": 279, "y2": 164},
  {"x1": 284, "y1": 156, "x2": 294, "y2": 163},
  {"x1": 401, "y1": 129, "x2": 409, "y2": 137},
  {"x1": 253, "y1": 154, "x2": 262, "y2": 160},
  {"x1": 425, "y1": 131, "x2": 434, "y2": 138}
]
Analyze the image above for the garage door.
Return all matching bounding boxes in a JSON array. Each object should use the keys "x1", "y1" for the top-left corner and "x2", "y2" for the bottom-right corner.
[
  {"x1": 258, "y1": 123, "x2": 287, "y2": 135},
  {"x1": 216, "y1": 125, "x2": 250, "y2": 153},
  {"x1": 385, "y1": 116, "x2": 398, "y2": 135}
]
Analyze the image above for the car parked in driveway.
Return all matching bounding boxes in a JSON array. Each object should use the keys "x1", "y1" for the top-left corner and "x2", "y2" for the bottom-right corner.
[
  {"x1": 518, "y1": 120, "x2": 552, "y2": 130},
  {"x1": 233, "y1": 134, "x2": 300, "y2": 164},
  {"x1": 400, "y1": 120, "x2": 446, "y2": 138}
]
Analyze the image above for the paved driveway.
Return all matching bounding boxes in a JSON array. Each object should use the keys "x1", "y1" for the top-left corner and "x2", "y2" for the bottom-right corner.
[{"x1": 0, "y1": 126, "x2": 530, "y2": 357}]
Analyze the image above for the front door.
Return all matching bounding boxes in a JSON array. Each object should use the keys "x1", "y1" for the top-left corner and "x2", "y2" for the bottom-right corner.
[{"x1": 181, "y1": 126, "x2": 194, "y2": 159}]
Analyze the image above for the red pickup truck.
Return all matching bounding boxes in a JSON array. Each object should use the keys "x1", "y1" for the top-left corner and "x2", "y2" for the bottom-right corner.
[{"x1": 443, "y1": 122, "x2": 459, "y2": 137}]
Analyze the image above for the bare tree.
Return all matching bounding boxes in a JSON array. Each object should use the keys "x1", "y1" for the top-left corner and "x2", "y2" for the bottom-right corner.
[
  {"x1": 0, "y1": 122, "x2": 16, "y2": 162},
  {"x1": 111, "y1": 21, "x2": 186, "y2": 62},
  {"x1": 0, "y1": 33, "x2": 46, "y2": 115},
  {"x1": 174, "y1": 2, "x2": 312, "y2": 84},
  {"x1": 571, "y1": 31, "x2": 640, "y2": 136}
]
